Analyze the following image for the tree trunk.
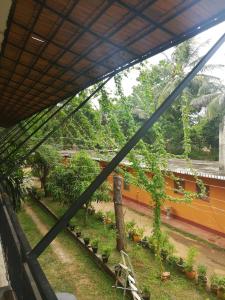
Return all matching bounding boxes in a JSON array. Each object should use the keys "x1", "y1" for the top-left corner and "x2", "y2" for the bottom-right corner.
[{"x1": 113, "y1": 175, "x2": 126, "y2": 251}]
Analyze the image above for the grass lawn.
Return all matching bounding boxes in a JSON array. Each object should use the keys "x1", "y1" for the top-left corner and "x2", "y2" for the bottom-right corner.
[
  {"x1": 18, "y1": 202, "x2": 125, "y2": 300},
  {"x1": 40, "y1": 197, "x2": 218, "y2": 300}
]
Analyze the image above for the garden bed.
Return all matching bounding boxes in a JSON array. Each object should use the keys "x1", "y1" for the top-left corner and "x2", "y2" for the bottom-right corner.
[
  {"x1": 39, "y1": 197, "x2": 218, "y2": 300},
  {"x1": 18, "y1": 202, "x2": 125, "y2": 300}
]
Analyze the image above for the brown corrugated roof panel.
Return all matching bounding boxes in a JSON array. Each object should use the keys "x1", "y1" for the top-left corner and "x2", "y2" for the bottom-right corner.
[{"x1": 0, "y1": 0, "x2": 225, "y2": 127}]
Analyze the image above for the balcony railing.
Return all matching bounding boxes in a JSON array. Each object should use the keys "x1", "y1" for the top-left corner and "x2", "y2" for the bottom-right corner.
[{"x1": 0, "y1": 193, "x2": 57, "y2": 300}]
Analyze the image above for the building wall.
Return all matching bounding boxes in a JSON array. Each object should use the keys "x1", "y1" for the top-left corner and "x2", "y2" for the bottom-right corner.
[{"x1": 101, "y1": 162, "x2": 225, "y2": 237}]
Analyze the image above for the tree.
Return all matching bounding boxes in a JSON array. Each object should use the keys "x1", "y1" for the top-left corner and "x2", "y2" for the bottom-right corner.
[
  {"x1": 29, "y1": 144, "x2": 60, "y2": 196},
  {"x1": 48, "y1": 151, "x2": 110, "y2": 223}
]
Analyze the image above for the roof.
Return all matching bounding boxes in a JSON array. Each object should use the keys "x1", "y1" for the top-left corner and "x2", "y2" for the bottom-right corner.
[
  {"x1": 167, "y1": 158, "x2": 225, "y2": 181},
  {"x1": 1, "y1": 0, "x2": 225, "y2": 127},
  {"x1": 60, "y1": 150, "x2": 225, "y2": 181}
]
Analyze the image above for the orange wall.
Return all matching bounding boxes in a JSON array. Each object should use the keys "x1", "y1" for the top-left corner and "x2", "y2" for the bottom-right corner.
[
  {"x1": 64, "y1": 158, "x2": 225, "y2": 236},
  {"x1": 103, "y1": 162, "x2": 225, "y2": 236}
]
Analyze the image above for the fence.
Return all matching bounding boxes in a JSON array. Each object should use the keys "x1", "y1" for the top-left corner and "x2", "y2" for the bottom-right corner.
[{"x1": 0, "y1": 194, "x2": 57, "y2": 300}]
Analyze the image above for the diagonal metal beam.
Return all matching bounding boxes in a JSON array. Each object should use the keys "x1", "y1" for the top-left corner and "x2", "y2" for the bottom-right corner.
[
  {"x1": 0, "y1": 113, "x2": 42, "y2": 154},
  {"x1": 0, "y1": 106, "x2": 55, "y2": 158},
  {"x1": 29, "y1": 32, "x2": 225, "y2": 258},
  {"x1": 1, "y1": 76, "x2": 112, "y2": 179}
]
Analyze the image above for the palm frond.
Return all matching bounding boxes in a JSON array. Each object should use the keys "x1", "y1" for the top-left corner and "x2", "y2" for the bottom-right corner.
[{"x1": 191, "y1": 92, "x2": 221, "y2": 108}]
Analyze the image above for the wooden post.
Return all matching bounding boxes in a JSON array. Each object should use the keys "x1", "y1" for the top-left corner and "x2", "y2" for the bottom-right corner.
[{"x1": 113, "y1": 175, "x2": 126, "y2": 251}]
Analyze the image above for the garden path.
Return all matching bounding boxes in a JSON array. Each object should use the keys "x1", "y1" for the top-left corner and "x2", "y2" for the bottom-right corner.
[
  {"x1": 23, "y1": 204, "x2": 124, "y2": 300},
  {"x1": 93, "y1": 201, "x2": 225, "y2": 276},
  {"x1": 25, "y1": 205, "x2": 72, "y2": 264}
]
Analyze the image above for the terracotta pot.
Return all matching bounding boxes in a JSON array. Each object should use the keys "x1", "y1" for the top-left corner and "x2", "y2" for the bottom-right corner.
[
  {"x1": 185, "y1": 270, "x2": 196, "y2": 280},
  {"x1": 217, "y1": 288, "x2": 225, "y2": 299},
  {"x1": 132, "y1": 234, "x2": 141, "y2": 243},
  {"x1": 161, "y1": 271, "x2": 170, "y2": 281}
]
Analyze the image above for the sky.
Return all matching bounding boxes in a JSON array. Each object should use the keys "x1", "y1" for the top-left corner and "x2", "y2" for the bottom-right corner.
[{"x1": 104, "y1": 20, "x2": 225, "y2": 97}]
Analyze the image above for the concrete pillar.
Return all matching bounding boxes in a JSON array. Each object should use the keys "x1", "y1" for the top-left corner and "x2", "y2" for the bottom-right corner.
[{"x1": 219, "y1": 116, "x2": 225, "y2": 171}]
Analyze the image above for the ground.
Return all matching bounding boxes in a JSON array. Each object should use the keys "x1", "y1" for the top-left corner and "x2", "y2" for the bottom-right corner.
[
  {"x1": 23, "y1": 197, "x2": 219, "y2": 300},
  {"x1": 93, "y1": 201, "x2": 225, "y2": 277},
  {"x1": 18, "y1": 203, "x2": 124, "y2": 300}
]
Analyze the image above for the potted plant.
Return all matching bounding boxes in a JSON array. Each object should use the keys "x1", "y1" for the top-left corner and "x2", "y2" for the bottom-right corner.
[
  {"x1": 160, "y1": 248, "x2": 169, "y2": 260},
  {"x1": 125, "y1": 220, "x2": 136, "y2": 239},
  {"x1": 141, "y1": 236, "x2": 149, "y2": 248},
  {"x1": 217, "y1": 277, "x2": 225, "y2": 299},
  {"x1": 184, "y1": 247, "x2": 198, "y2": 280},
  {"x1": 75, "y1": 226, "x2": 81, "y2": 237},
  {"x1": 67, "y1": 220, "x2": 76, "y2": 231},
  {"x1": 102, "y1": 247, "x2": 111, "y2": 263},
  {"x1": 197, "y1": 264, "x2": 207, "y2": 287},
  {"x1": 167, "y1": 255, "x2": 179, "y2": 267},
  {"x1": 176, "y1": 257, "x2": 185, "y2": 273},
  {"x1": 104, "y1": 211, "x2": 115, "y2": 225},
  {"x1": 87, "y1": 205, "x2": 95, "y2": 215},
  {"x1": 95, "y1": 210, "x2": 105, "y2": 222},
  {"x1": 132, "y1": 226, "x2": 144, "y2": 243},
  {"x1": 83, "y1": 236, "x2": 90, "y2": 246},
  {"x1": 160, "y1": 232, "x2": 175, "y2": 260},
  {"x1": 210, "y1": 274, "x2": 220, "y2": 295},
  {"x1": 142, "y1": 285, "x2": 151, "y2": 300},
  {"x1": 148, "y1": 236, "x2": 156, "y2": 254},
  {"x1": 91, "y1": 238, "x2": 99, "y2": 254}
]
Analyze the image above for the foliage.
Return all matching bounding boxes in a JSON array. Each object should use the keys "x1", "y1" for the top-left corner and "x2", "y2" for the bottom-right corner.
[
  {"x1": 210, "y1": 273, "x2": 221, "y2": 286},
  {"x1": 184, "y1": 247, "x2": 198, "y2": 272},
  {"x1": 102, "y1": 246, "x2": 111, "y2": 257},
  {"x1": 0, "y1": 167, "x2": 31, "y2": 210},
  {"x1": 142, "y1": 285, "x2": 150, "y2": 296},
  {"x1": 29, "y1": 144, "x2": 60, "y2": 196},
  {"x1": 197, "y1": 264, "x2": 207, "y2": 277},
  {"x1": 91, "y1": 238, "x2": 99, "y2": 248},
  {"x1": 48, "y1": 151, "x2": 110, "y2": 209}
]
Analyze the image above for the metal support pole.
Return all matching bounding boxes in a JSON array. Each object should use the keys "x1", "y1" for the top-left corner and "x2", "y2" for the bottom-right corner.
[{"x1": 29, "y1": 32, "x2": 225, "y2": 258}]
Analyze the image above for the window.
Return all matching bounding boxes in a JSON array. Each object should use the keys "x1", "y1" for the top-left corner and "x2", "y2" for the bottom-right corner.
[
  {"x1": 174, "y1": 179, "x2": 185, "y2": 194},
  {"x1": 123, "y1": 179, "x2": 130, "y2": 191},
  {"x1": 196, "y1": 183, "x2": 209, "y2": 200}
]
